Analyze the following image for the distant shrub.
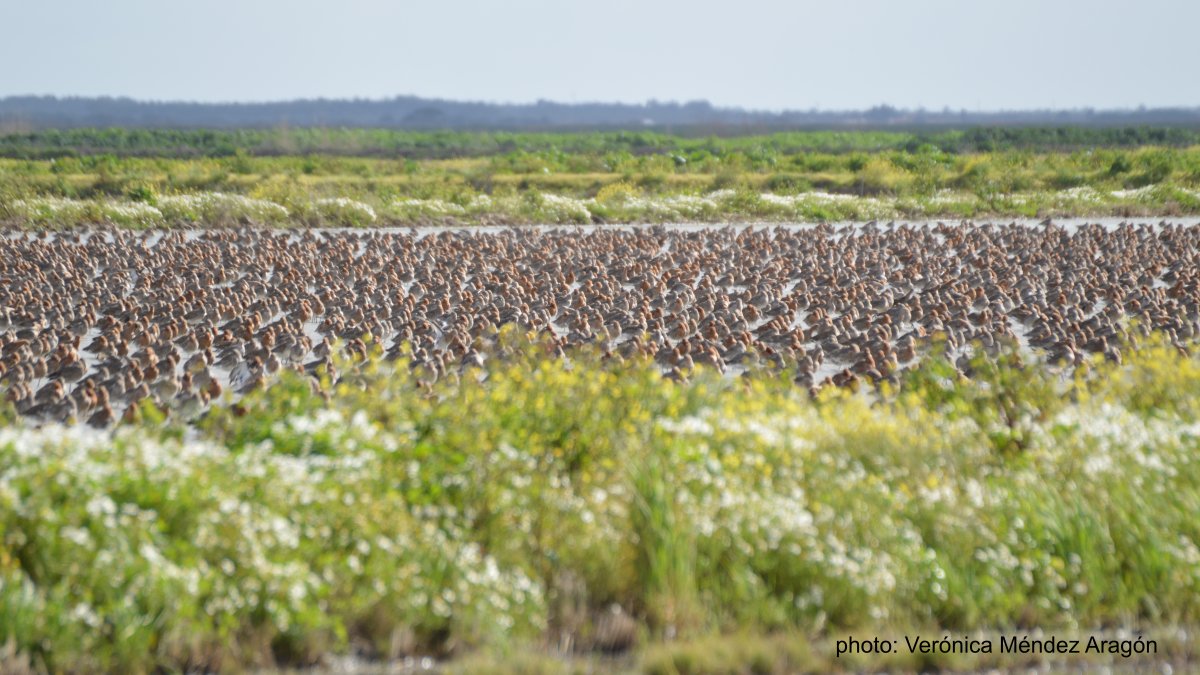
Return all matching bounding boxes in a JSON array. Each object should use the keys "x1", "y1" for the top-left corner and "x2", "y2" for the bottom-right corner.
[
  {"x1": 635, "y1": 172, "x2": 669, "y2": 192},
  {"x1": 124, "y1": 183, "x2": 157, "y2": 204},
  {"x1": 856, "y1": 158, "x2": 910, "y2": 195},
  {"x1": 764, "y1": 173, "x2": 812, "y2": 194},
  {"x1": 313, "y1": 197, "x2": 378, "y2": 227},
  {"x1": 1129, "y1": 149, "x2": 1177, "y2": 187},
  {"x1": 595, "y1": 181, "x2": 640, "y2": 206}
]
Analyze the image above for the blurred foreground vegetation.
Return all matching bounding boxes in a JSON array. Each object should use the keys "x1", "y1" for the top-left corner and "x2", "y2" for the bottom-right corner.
[
  {"x1": 2, "y1": 335, "x2": 1200, "y2": 672},
  {"x1": 1, "y1": 128, "x2": 1199, "y2": 227}
]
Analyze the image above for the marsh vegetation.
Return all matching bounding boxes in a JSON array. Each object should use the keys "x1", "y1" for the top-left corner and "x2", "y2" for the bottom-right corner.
[
  {"x1": 1, "y1": 129, "x2": 1199, "y2": 227},
  {"x1": 2, "y1": 338, "x2": 1200, "y2": 672}
]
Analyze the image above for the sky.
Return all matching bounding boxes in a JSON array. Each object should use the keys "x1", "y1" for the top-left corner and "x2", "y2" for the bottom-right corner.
[{"x1": 2, "y1": 0, "x2": 1195, "y2": 111}]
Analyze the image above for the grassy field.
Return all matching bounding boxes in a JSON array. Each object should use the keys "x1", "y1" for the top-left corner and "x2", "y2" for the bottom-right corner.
[
  {"x1": 1, "y1": 129, "x2": 1200, "y2": 226},
  {"x1": 2, "y1": 335, "x2": 1200, "y2": 672}
]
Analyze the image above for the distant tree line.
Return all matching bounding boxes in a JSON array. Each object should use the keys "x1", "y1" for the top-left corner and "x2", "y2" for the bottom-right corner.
[{"x1": 1, "y1": 95, "x2": 1199, "y2": 135}]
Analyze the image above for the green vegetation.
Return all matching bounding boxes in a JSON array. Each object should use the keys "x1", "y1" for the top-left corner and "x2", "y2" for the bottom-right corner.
[
  {"x1": 1, "y1": 140, "x2": 1199, "y2": 226},
  {"x1": 2, "y1": 335, "x2": 1200, "y2": 672},
  {"x1": 4, "y1": 126, "x2": 1200, "y2": 159}
]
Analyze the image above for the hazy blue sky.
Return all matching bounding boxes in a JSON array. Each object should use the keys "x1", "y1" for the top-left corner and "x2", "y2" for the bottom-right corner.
[{"x1": 2, "y1": 0, "x2": 1195, "y2": 110}]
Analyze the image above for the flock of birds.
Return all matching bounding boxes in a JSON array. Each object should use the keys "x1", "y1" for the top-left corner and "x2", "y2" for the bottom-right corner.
[{"x1": 2, "y1": 221, "x2": 1199, "y2": 426}]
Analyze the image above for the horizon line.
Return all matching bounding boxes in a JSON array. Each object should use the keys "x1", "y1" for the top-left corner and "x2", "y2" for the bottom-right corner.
[{"x1": 3, "y1": 93, "x2": 1200, "y2": 116}]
